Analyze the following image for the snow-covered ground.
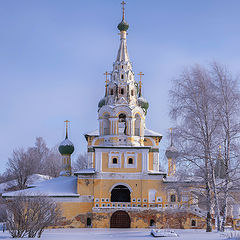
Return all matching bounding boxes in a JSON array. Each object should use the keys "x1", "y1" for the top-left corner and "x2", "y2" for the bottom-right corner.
[{"x1": 0, "y1": 228, "x2": 238, "y2": 240}]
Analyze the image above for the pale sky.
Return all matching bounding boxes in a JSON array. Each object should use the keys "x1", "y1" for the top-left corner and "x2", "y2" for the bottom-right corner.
[{"x1": 1, "y1": 0, "x2": 240, "y2": 173}]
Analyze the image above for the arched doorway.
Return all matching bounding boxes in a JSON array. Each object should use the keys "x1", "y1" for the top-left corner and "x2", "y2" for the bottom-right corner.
[
  {"x1": 111, "y1": 185, "x2": 131, "y2": 202},
  {"x1": 110, "y1": 211, "x2": 130, "y2": 228}
]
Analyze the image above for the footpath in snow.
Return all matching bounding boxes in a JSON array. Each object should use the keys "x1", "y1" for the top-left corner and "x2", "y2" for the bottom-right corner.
[{"x1": 0, "y1": 228, "x2": 236, "y2": 240}]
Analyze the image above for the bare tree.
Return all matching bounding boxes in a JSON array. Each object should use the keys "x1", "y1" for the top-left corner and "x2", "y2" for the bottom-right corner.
[
  {"x1": 41, "y1": 146, "x2": 62, "y2": 177},
  {"x1": 72, "y1": 153, "x2": 88, "y2": 171},
  {"x1": 170, "y1": 63, "x2": 240, "y2": 232},
  {"x1": 7, "y1": 148, "x2": 35, "y2": 190},
  {"x1": 211, "y1": 63, "x2": 240, "y2": 231},
  {"x1": 5, "y1": 138, "x2": 62, "y2": 190},
  {"x1": 2, "y1": 194, "x2": 62, "y2": 238},
  {"x1": 169, "y1": 65, "x2": 222, "y2": 231}
]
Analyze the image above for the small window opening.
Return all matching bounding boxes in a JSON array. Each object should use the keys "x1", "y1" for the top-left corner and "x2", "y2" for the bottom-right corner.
[
  {"x1": 122, "y1": 65, "x2": 124, "y2": 69},
  {"x1": 87, "y1": 217, "x2": 92, "y2": 227},
  {"x1": 113, "y1": 158, "x2": 118, "y2": 164},
  {"x1": 150, "y1": 219, "x2": 155, "y2": 227},
  {"x1": 121, "y1": 74, "x2": 124, "y2": 79},
  {"x1": 128, "y1": 158, "x2": 133, "y2": 164},
  {"x1": 121, "y1": 88, "x2": 124, "y2": 95},
  {"x1": 170, "y1": 194, "x2": 176, "y2": 202},
  {"x1": 110, "y1": 89, "x2": 113, "y2": 95},
  {"x1": 191, "y1": 219, "x2": 196, "y2": 227},
  {"x1": 131, "y1": 90, "x2": 134, "y2": 96}
]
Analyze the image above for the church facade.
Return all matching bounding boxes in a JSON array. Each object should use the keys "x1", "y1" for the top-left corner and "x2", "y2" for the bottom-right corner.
[{"x1": 3, "y1": 3, "x2": 240, "y2": 230}]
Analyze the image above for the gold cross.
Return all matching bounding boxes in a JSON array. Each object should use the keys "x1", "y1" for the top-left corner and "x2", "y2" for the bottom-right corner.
[
  {"x1": 170, "y1": 128, "x2": 173, "y2": 146},
  {"x1": 64, "y1": 120, "x2": 70, "y2": 138},
  {"x1": 121, "y1": 1, "x2": 126, "y2": 20},
  {"x1": 103, "y1": 71, "x2": 110, "y2": 86},
  {"x1": 137, "y1": 72, "x2": 144, "y2": 82},
  {"x1": 137, "y1": 72, "x2": 144, "y2": 94}
]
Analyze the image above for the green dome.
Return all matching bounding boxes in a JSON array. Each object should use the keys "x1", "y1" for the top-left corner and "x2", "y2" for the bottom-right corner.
[
  {"x1": 165, "y1": 145, "x2": 178, "y2": 159},
  {"x1": 58, "y1": 138, "x2": 74, "y2": 155},
  {"x1": 98, "y1": 98, "x2": 106, "y2": 109},
  {"x1": 138, "y1": 96, "x2": 149, "y2": 114},
  {"x1": 117, "y1": 20, "x2": 129, "y2": 32}
]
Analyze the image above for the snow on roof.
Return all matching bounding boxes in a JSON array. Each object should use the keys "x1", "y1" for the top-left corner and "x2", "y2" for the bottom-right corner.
[
  {"x1": 0, "y1": 174, "x2": 52, "y2": 193},
  {"x1": 164, "y1": 175, "x2": 203, "y2": 183},
  {"x1": 85, "y1": 128, "x2": 162, "y2": 137},
  {"x1": 2, "y1": 176, "x2": 79, "y2": 197},
  {"x1": 74, "y1": 168, "x2": 95, "y2": 175},
  {"x1": 144, "y1": 128, "x2": 162, "y2": 137}
]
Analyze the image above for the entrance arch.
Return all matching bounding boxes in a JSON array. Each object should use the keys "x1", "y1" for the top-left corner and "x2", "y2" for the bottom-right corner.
[
  {"x1": 110, "y1": 211, "x2": 130, "y2": 228},
  {"x1": 111, "y1": 185, "x2": 131, "y2": 202}
]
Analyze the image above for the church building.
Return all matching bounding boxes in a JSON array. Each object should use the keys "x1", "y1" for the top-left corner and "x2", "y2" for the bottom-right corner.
[{"x1": 3, "y1": 2, "x2": 240, "y2": 230}]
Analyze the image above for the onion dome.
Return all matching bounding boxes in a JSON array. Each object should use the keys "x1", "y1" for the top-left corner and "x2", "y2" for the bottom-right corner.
[
  {"x1": 117, "y1": 1, "x2": 129, "y2": 32},
  {"x1": 138, "y1": 96, "x2": 149, "y2": 114},
  {"x1": 98, "y1": 97, "x2": 106, "y2": 109},
  {"x1": 165, "y1": 145, "x2": 178, "y2": 159},
  {"x1": 117, "y1": 20, "x2": 129, "y2": 32},
  {"x1": 59, "y1": 138, "x2": 74, "y2": 155}
]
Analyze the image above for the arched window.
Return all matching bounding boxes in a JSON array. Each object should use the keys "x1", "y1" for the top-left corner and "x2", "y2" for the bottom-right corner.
[
  {"x1": 121, "y1": 74, "x2": 124, "y2": 79},
  {"x1": 191, "y1": 219, "x2": 196, "y2": 227},
  {"x1": 103, "y1": 114, "x2": 110, "y2": 135},
  {"x1": 121, "y1": 88, "x2": 124, "y2": 95},
  {"x1": 118, "y1": 113, "x2": 127, "y2": 135},
  {"x1": 135, "y1": 114, "x2": 141, "y2": 136},
  {"x1": 131, "y1": 90, "x2": 134, "y2": 96},
  {"x1": 87, "y1": 218, "x2": 92, "y2": 227},
  {"x1": 122, "y1": 65, "x2": 124, "y2": 69},
  {"x1": 113, "y1": 158, "x2": 118, "y2": 164},
  {"x1": 170, "y1": 194, "x2": 176, "y2": 202},
  {"x1": 150, "y1": 219, "x2": 155, "y2": 227},
  {"x1": 128, "y1": 158, "x2": 133, "y2": 164},
  {"x1": 111, "y1": 185, "x2": 131, "y2": 202},
  {"x1": 110, "y1": 89, "x2": 113, "y2": 95}
]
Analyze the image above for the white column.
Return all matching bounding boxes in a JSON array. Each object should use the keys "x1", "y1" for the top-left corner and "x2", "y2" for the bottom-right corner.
[
  {"x1": 95, "y1": 149, "x2": 102, "y2": 172},
  {"x1": 153, "y1": 152, "x2": 159, "y2": 171},
  {"x1": 88, "y1": 152, "x2": 93, "y2": 168},
  {"x1": 142, "y1": 149, "x2": 149, "y2": 173}
]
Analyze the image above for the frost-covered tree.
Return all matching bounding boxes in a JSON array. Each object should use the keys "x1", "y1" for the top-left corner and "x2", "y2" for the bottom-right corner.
[
  {"x1": 5, "y1": 137, "x2": 62, "y2": 190},
  {"x1": 211, "y1": 63, "x2": 240, "y2": 231},
  {"x1": 2, "y1": 195, "x2": 62, "y2": 238},
  {"x1": 72, "y1": 153, "x2": 88, "y2": 171},
  {"x1": 170, "y1": 63, "x2": 240, "y2": 232}
]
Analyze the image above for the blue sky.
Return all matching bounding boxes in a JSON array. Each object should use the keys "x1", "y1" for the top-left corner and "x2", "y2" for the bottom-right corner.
[{"x1": 1, "y1": 0, "x2": 240, "y2": 173}]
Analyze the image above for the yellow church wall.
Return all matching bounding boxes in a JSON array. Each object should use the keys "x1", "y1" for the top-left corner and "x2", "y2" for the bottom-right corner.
[
  {"x1": 93, "y1": 138, "x2": 104, "y2": 146},
  {"x1": 58, "y1": 202, "x2": 93, "y2": 228},
  {"x1": 101, "y1": 152, "x2": 142, "y2": 173},
  {"x1": 91, "y1": 210, "x2": 207, "y2": 229},
  {"x1": 148, "y1": 152, "x2": 153, "y2": 171},
  {"x1": 144, "y1": 138, "x2": 154, "y2": 146},
  {"x1": 77, "y1": 178, "x2": 94, "y2": 195}
]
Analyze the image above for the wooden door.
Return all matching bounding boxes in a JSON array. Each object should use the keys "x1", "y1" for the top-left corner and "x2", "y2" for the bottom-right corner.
[{"x1": 110, "y1": 211, "x2": 130, "y2": 228}]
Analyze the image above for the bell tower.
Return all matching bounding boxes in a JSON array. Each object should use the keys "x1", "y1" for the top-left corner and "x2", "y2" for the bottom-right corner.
[{"x1": 97, "y1": 1, "x2": 149, "y2": 147}]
